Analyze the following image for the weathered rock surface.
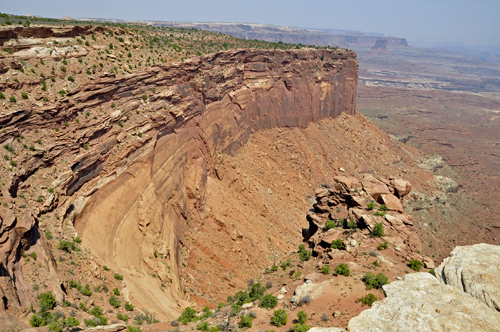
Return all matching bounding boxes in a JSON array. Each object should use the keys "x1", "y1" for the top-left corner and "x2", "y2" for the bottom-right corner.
[
  {"x1": 348, "y1": 273, "x2": 500, "y2": 332},
  {"x1": 0, "y1": 47, "x2": 358, "y2": 320},
  {"x1": 435, "y1": 243, "x2": 500, "y2": 311}
]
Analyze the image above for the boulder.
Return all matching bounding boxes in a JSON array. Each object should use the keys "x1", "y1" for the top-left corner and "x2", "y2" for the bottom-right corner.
[
  {"x1": 348, "y1": 273, "x2": 500, "y2": 331},
  {"x1": 334, "y1": 175, "x2": 362, "y2": 191},
  {"x1": 379, "y1": 194, "x2": 404, "y2": 213},
  {"x1": 435, "y1": 244, "x2": 500, "y2": 311},
  {"x1": 290, "y1": 280, "x2": 328, "y2": 304},
  {"x1": 361, "y1": 174, "x2": 390, "y2": 200},
  {"x1": 390, "y1": 178, "x2": 412, "y2": 197}
]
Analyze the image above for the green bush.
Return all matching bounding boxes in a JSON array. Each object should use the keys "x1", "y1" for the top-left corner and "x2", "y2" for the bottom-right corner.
[
  {"x1": 347, "y1": 219, "x2": 357, "y2": 230},
  {"x1": 335, "y1": 263, "x2": 350, "y2": 276},
  {"x1": 290, "y1": 323, "x2": 310, "y2": 332},
  {"x1": 363, "y1": 272, "x2": 389, "y2": 290},
  {"x1": 9, "y1": 96, "x2": 16, "y2": 103},
  {"x1": 379, "y1": 204, "x2": 388, "y2": 211},
  {"x1": 321, "y1": 265, "x2": 331, "y2": 275},
  {"x1": 109, "y1": 294, "x2": 121, "y2": 308},
  {"x1": 260, "y1": 294, "x2": 278, "y2": 309},
  {"x1": 367, "y1": 201, "x2": 376, "y2": 210},
  {"x1": 38, "y1": 291, "x2": 56, "y2": 312},
  {"x1": 281, "y1": 259, "x2": 292, "y2": 270},
  {"x1": 377, "y1": 242, "x2": 388, "y2": 250},
  {"x1": 358, "y1": 293, "x2": 377, "y2": 306},
  {"x1": 81, "y1": 284, "x2": 92, "y2": 296},
  {"x1": 331, "y1": 239, "x2": 345, "y2": 250},
  {"x1": 324, "y1": 219, "x2": 336, "y2": 230},
  {"x1": 114, "y1": 273, "x2": 123, "y2": 280},
  {"x1": 67, "y1": 76, "x2": 74, "y2": 82},
  {"x1": 117, "y1": 313, "x2": 129, "y2": 322},
  {"x1": 272, "y1": 265, "x2": 278, "y2": 271},
  {"x1": 90, "y1": 306, "x2": 103, "y2": 317},
  {"x1": 371, "y1": 222, "x2": 385, "y2": 237},
  {"x1": 113, "y1": 287, "x2": 120, "y2": 296},
  {"x1": 298, "y1": 244, "x2": 312, "y2": 261},
  {"x1": 408, "y1": 259, "x2": 423, "y2": 271},
  {"x1": 21, "y1": 92, "x2": 28, "y2": 99},
  {"x1": 239, "y1": 314, "x2": 253, "y2": 328},
  {"x1": 125, "y1": 302, "x2": 134, "y2": 311},
  {"x1": 178, "y1": 307, "x2": 197, "y2": 325},
  {"x1": 297, "y1": 310, "x2": 307, "y2": 324},
  {"x1": 272, "y1": 309, "x2": 287, "y2": 327},
  {"x1": 127, "y1": 326, "x2": 141, "y2": 332},
  {"x1": 197, "y1": 321, "x2": 210, "y2": 331},
  {"x1": 249, "y1": 282, "x2": 266, "y2": 301},
  {"x1": 59, "y1": 240, "x2": 76, "y2": 253}
]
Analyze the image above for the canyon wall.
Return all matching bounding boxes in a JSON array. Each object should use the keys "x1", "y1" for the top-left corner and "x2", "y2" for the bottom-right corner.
[{"x1": 0, "y1": 48, "x2": 357, "y2": 319}]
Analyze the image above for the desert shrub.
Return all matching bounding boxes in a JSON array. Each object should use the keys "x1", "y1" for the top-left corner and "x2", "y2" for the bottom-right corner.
[
  {"x1": 0, "y1": 92, "x2": 4, "y2": 99},
  {"x1": 429, "y1": 269, "x2": 435, "y2": 276},
  {"x1": 21, "y1": 92, "x2": 28, "y2": 99},
  {"x1": 59, "y1": 240, "x2": 76, "y2": 253},
  {"x1": 109, "y1": 295, "x2": 121, "y2": 308},
  {"x1": 60, "y1": 66, "x2": 66, "y2": 72},
  {"x1": 281, "y1": 259, "x2": 292, "y2": 270},
  {"x1": 125, "y1": 302, "x2": 134, "y2": 311},
  {"x1": 103, "y1": 266, "x2": 110, "y2": 271},
  {"x1": 178, "y1": 307, "x2": 197, "y2": 325},
  {"x1": 324, "y1": 219, "x2": 336, "y2": 230},
  {"x1": 90, "y1": 306, "x2": 103, "y2": 317},
  {"x1": 321, "y1": 313, "x2": 329, "y2": 321},
  {"x1": 297, "y1": 311, "x2": 307, "y2": 324},
  {"x1": 117, "y1": 313, "x2": 129, "y2": 322},
  {"x1": 81, "y1": 284, "x2": 92, "y2": 296},
  {"x1": 375, "y1": 211, "x2": 385, "y2": 216},
  {"x1": 294, "y1": 271, "x2": 302, "y2": 280},
  {"x1": 298, "y1": 244, "x2": 312, "y2": 261},
  {"x1": 367, "y1": 201, "x2": 376, "y2": 210},
  {"x1": 347, "y1": 219, "x2": 357, "y2": 230},
  {"x1": 266, "y1": 281, "x2": 273, "y2": 289},
  {"x1": 358, "y1": 293, "x2": 377, "y2": 306},
  {"x1": 197, "y1": 321, "x2": 210, "y2": 331},
  {"x1": 239, "y1": 314, "x2": 253, "y2": 328},
  {"x1": 331, "y1": 239, "x2": 345, "y2": 250},
  {"x1": 408, "y1": 259, "x2": 423, "y2": 271},
  {"x1": 249, "y1": 282, "x2": 266, "y2": 301},
  {"x1": 363, "y1": 272, "x2": 388, "y2": 290},
  {"x1": 272, "y1": 309, "x2": 287, "y2": 327},
  {"x1": 113, "y1": 287, "x2": 120, "y2": 296},
  {"x1": 371, "y1": 222, "x2": 385, "y2": 237},
  {"x1": 9, "y1": 96, "x2": 16, "y2": 103},
  {"x1": 127, "y1": 326, "x2": 141, "y2": 332},
  {"x1": 379, "y1": 204, "x2": 388, "y2": 211},
  {"x1": 290, "y1": 323, "x2": 310, "y2": 332},
  {"x1": 38, "y1": 291, "x2": 56, "y2": 312},
  {"x1": 260, "y1": 294, "x2": 278, "y2": 309},
  {"x1": 272, "y1": 265, "x2": 278, "y2": 271},
  {"x1": 73, "y1": 236, "x2": 82, "y2": 244},
  {"x1": 114, "y1": 273, "x2": 124, "y2": 280},
  {"x1": 335, "y1": 263, "x2": 350, "y2": 276},
  {"x1": 377, "y1": 242, "x2": 388, "y2": 250},
  {"x1": 67, "y1": 76, "x2": 74, "y2": 82},
  {"x1": 321, "y1": 265, "x2": 331, "y2": 275}
]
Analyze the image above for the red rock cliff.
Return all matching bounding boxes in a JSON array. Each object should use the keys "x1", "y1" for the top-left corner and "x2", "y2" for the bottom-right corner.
[{"x1": 0, "y1": 48, "x2": 357, "y2": 319}]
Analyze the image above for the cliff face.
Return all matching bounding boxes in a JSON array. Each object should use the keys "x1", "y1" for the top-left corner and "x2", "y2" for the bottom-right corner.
[{"x1": 0, "y1": 48, "x2": 357, "y2": 319}]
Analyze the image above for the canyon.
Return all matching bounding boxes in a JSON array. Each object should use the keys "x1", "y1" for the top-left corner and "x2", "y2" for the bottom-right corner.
[{"x1": 0, "y1": 20, "x2": 499, "y2": 332}]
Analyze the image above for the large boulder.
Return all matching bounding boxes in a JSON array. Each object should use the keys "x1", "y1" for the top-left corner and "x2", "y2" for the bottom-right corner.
[
  {"x1": 348, "y1": 273, "x2": 500, "y2": 331},
  {"x1": 390, "y1": 178, "x2": 412, "y2": 197},
  {"x1": 361, "y1": 174, "x2": 390, "y2": 200},
  {"x1": 379, "y1": 193, "x2": 404, "y2": 213},
  {"x1": 435, "y1": 243, "x2": 500, "y2": 311}
]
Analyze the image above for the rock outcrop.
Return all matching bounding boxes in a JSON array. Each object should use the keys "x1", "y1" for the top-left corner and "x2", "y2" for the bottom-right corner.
[
  {"x1": 348, "y1": 273, "x2": 500, "y2": 332},
  {"x1": 435, "y1": 243, "x2": 500, "y2": 311},
  {"x1": 0, "y1": 48, "x2": 358, "y2": 319}
]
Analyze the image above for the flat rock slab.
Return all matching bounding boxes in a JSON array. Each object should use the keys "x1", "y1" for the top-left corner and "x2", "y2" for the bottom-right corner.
[
  {"x1": 435, "y1": 243, "x2": 500, "y2": 311},
  {"x1": 348, "y1": 273, "x2": 500, "y2": 332}
]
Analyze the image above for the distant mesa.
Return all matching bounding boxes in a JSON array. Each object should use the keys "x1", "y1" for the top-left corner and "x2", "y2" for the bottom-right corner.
[
  {"x1": 372, "y1": 39, "x2": 388, "y2": 50},
  {"x1": 61, "y1": 16, "x2": 75, "y2": 20},
  {"x1": 26, "y1": 14, "x2": 42, "y2": 18}
]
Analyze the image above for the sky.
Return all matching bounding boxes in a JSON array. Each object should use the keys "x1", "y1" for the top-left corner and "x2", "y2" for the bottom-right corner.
[{"x1": 2, "y1": 0, "x2": 499, "y2": 45}]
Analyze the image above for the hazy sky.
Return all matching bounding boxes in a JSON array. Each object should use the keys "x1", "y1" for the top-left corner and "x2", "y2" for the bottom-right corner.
[{"x1": 2, "y1": 0, "x2": 499, "y2": 45}]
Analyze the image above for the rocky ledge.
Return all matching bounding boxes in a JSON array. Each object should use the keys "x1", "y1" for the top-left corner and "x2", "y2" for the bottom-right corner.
[
  {"x1": 435, "y1": 243, "x2": 500, "y2": 311},
  {"x1": 349, "y1": 272, "x2": 500, "y2": 332}
]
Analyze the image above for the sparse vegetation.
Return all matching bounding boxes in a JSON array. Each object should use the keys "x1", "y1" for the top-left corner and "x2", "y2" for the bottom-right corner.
[
  {"x1": 377, "y1": 242, "x2": 388, "y2": 250},
  {"x1": 363, "y1": 272, "x2": 389, "y2": 290},
  {"x1": 371, "y1": 222, "x2": 385, "y2": 237},
  {"x1": 321, "y1": 265, "x2": 331, "y2": 274},
  {"x1": 408, "y1": 259, "x2": 423, "y2": 271},
  {"x1": 272, "y1": 309, "x2": 287, "y2": 327},
  {"x1": 358, "y1": 293, "x2": 377, "y2": 306},
  {"x1": 298, "y1": 244, "x2": 312, "y2": 261},
  {"x1": 335, "y1": 263, "x2": 350, "y2": 276},
  {"x1": 331, "y1": 239, "x2": 345, "y2": 250}
]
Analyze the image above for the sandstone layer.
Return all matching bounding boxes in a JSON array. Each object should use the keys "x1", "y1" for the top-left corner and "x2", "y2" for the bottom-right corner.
[
  {"x1": 0, "y1": 47, "x2": 357, "y2": 320},
  {"x1": 348, "y1": 272, "x2": 500, "y2": 332},
  {"x1": 435, "y1": 243, "x2": 500, "y2": 311}
]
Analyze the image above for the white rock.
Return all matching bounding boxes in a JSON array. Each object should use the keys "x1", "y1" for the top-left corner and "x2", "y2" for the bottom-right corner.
[
  {"x1": 435, "y1": 243, "x2": 500, "y2": 311},
  {"x1": 241, "y1": 303, "x2": 253, "y2": 309},
  {"x1": 279, "y1": 287, "x2": 287, "y2": 294},
  {"x1": 339, "y1": 167, "x2": 345, "y2": 172},
  {"x1": 277, "y1": 294, "x2": 284, "y2": 300},
  {"x1": 348, "y1": 273, "x2": 500, "y2": 332}
]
